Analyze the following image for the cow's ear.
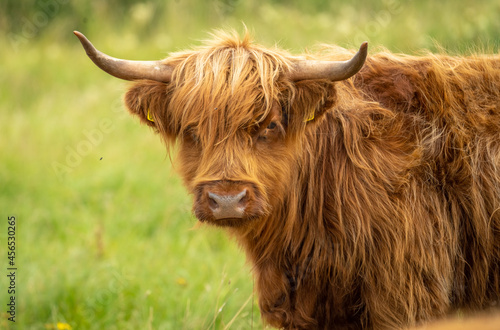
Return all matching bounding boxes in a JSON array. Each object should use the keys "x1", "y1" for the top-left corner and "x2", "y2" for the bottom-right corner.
[
  {"x1": 124, "y1": 80, "x2": 166, "y2": 127},
  {"x1": 124, "y1": 80, "x2": 178, "y2": 140},
  {"x1": 287, "y1": 80, "x2": 337, "y2": 130}
]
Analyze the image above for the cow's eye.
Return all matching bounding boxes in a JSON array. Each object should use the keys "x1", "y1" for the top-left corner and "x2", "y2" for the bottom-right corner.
[
  {"x1": 267, "y1": 121, "x2": 277, "y2": 130},
  {"x1": 183, "y1": 126, "x2": 199, "y2": 143},
  {"x1": 191, "y1": 132, "x2": 199, "y2": 142},
  {"x1": 258, "y1": 121, "x2": 282, "y2": 142}
]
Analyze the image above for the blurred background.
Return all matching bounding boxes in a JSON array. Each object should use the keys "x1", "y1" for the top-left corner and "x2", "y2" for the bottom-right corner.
[{"x1": 1, "y1": 0, "x2": 499, "y2": 329}]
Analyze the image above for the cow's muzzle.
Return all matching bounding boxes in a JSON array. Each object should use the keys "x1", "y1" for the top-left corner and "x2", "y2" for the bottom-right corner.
[
  {"x1": 208, "y1": 189, "x2": 248, "y2": 219},
  {"x1": 194, "y1": 180, "x2": 267, "y2": 227}
]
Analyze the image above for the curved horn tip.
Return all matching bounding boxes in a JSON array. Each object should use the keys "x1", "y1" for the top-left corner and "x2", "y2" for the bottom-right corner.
[
  {"x1": 73, "y1": 31, "x2": 95, "y2": 55},
  {"x1": 359, "y1": 42, "x2": 368, "y2": 55},
  {"x1": 73, "y1": 31, "x2": 86, "y2": 42},
  {"x1": 357, "y1": 41, "x2": 368, "y2": 58}
]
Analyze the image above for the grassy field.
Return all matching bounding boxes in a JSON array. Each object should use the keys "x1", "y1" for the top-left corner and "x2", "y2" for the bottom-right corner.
[{"x1": 1, "y1": 1, "x2": 499, "y2": 329}]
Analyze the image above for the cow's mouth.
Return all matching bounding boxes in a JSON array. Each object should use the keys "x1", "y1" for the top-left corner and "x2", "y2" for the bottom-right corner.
[
  {"x1": 193, "y1": 180, "x2": 268, "y2": 227},
  {"x1": 199, "y1": 216, "x2": 257, "y2": 228},
  {"x1": 194, "y1": 201, "x2": 265, "y2": 228}
]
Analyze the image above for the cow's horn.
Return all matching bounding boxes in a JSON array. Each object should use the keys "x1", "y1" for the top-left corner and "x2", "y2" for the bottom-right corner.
[
  {"x1": 73, "y1": 31, "x2": 173, "y2": 82},
  {"x1": 289, "y1": 42, "x2": 368, "y2": 81}
]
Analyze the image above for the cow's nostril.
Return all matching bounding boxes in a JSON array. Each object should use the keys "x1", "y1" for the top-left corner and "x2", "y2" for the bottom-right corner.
[
  {"x1": 208, "y1": 192, "x2": 219, "y2": 210},
  {"x1": 237, "y1": 189, "x2": 248, "y2": 206}
]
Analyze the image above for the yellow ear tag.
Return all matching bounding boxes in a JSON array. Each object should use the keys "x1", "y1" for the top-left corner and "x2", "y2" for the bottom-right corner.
[
  {"x1": 305, "y1": 111, "x2": 315, "y2": 122},
  {"x1": 147, "y1": 109, "x2": 154, "y2": 122}
]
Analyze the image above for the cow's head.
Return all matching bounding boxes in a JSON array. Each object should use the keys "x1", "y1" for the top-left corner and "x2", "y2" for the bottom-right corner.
[{"x1": 75, "y1": 30, "x2": 367, "y2": 228}]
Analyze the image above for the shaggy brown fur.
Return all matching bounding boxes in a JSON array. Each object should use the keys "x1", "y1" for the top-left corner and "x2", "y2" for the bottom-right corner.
[
  {"x1": 410, "y1": 312, "x2": 500, "y2": 330},
  {"x1": 122, "y1": 30, "x2": 500, "y2": 329}
]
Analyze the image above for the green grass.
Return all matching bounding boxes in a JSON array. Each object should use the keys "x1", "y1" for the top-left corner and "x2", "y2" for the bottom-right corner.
[
  {"x1": 0, "y1": 39, "x2": 262, "y2": 330},
  {"x1": 1, "y1": 1, "x2": 499, "y2": 329}
]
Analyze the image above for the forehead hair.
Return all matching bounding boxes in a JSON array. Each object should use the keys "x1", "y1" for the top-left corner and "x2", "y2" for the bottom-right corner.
[{"x1": 162, "y1": 30, "x2": 295, "y2": 146}]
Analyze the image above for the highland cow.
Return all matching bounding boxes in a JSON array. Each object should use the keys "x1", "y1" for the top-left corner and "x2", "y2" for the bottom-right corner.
[{"x1": 74, "y1": 30, "x2": 500, "y2": 329}]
